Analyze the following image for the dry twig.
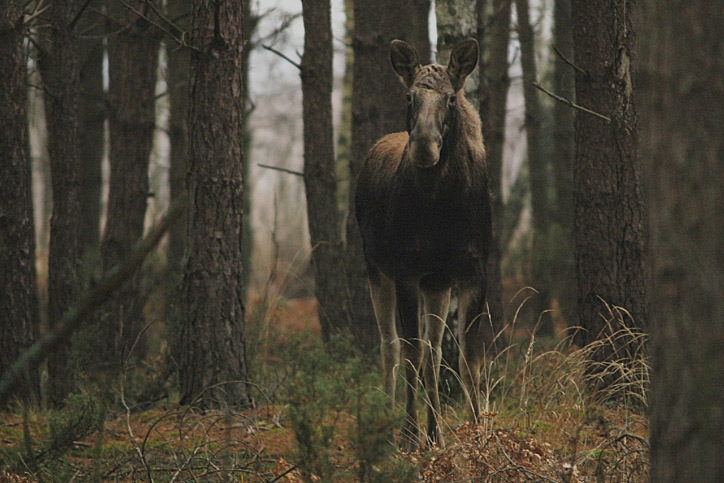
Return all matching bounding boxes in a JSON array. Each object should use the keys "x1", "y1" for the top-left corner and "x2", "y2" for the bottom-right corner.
[
  {"x1": 533, "y1": 82, "x2": 611, "y2": 122},
  {"x1": 261, "y1": 44, "x2": 301, "y2": 70},
  {"x1": 258, "y1": 163, "x2": 304, "y2": 177},
  {"x1": 554, "y1": 46, "x2": 588, "y2": 76}
]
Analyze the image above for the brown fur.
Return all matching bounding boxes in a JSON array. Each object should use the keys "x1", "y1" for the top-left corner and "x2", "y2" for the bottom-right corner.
[{"x1": 355, "y1": 39, "x2": 493, "y2": 450}]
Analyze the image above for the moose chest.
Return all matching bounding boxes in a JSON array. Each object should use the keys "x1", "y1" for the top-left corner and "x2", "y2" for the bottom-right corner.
[{"x1": 380, "y1": 178, "x2": 486, "y2": 278}]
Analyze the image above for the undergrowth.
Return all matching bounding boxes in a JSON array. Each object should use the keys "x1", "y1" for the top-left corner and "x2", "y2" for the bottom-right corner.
[
  {"x1": 0, "y1": 297, "x2": 650, "y2": 481},
  {"x1": 283, "y1": 334, "x2": 417, "y2": 482}
]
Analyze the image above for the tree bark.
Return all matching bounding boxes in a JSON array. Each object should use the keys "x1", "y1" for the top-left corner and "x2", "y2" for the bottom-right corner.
[
  {"x1": 411, "y1": 0, "x2": 431, "y2": 64},
  {"x1": 77, "y1": 0, "x2": 105, "y2": 257},
  {"x1": 515, "y1": 0, "x2": 552, "y2": 332},
  {"x1": 240, "y1": 2, "x2": 256, "y2": 292},
  {"x1": 550, "y1": 0, "x2": 576, "y2": 327},
  {"x1": 39, "y1": 0, "x2": 83, "y2": 406},
  {"x1": 301, "y1": 0, "x2": 353, "y2": 340},
  {"x1": 638, "y1": 1, "x2": 724, "y2": 480},
  {"x1": 163, "y1": 0, "x2": 192, "y2": 374},
  {"x1": 100, "y1": 0, "x2": 161, "y2": 368},
  {"x1": 166, "y1": 0, "x2": 191, "y2": 271},
  {"x1": 180, "y1": 0, "x2": 251, "y2": 408},
  {"x1": 347, "y1": 0, "x2": 421, "y2": 352},
  {"x1": 336, "y1": 0, "x2": 354, "y2": 225},
  {"x1": 437, "y1": 0, "x2": 478, "y2": 107},
  {"x1": 478, "y1": 0, "x2": 510, "y2": 330},
  {"x1": 0, "y1": 0, "x2": 40, "y2": 405},
  {"x1": 437, "y1": 0, "x2": 475, "y2": 63},
  {"x1": 571, "y1": 0, "x2": 647, "y2": 377}
]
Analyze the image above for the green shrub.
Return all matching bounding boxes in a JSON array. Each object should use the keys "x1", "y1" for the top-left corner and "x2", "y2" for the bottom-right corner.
[
  {"x1": 284, "y1": 334, "x2": 417, "y2": 482},
  {"x1": 0, "y1": 390, "x2": 106, "y2": 479}
]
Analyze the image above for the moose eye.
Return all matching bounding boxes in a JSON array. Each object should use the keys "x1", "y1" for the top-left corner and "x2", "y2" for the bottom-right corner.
[
  {"x1": 447, "y1": 94, "x2": 457, "y2": 107},
  {"x1": 406, "y1": 92, "x2": 413, "y2": 104}
]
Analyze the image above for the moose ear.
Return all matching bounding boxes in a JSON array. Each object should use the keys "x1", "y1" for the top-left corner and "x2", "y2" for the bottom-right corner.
[
  {"x1": 390, "y1": 40, "x2": 419, "y2": 88},
  {"x1": 448, "y1": 39, "x2": 479, "y2": 91}
]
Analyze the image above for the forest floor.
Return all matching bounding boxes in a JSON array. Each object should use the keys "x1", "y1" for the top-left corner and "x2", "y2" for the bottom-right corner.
[{"x1": 0, "y1": 297, "x2": 650, "y2": 482}]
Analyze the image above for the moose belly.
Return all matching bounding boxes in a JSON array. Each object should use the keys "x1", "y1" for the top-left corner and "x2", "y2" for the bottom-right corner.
[{"x1": 376, "y1": 235, "x2": 484, "y2": 283}]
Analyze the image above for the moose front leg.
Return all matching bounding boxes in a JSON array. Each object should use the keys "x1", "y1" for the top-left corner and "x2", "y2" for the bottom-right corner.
[
  {"x1": 421, "y1": 286, "x2": 451, "y2": 447},
  {"x1": 368, "y1": 271, "x2": 398, "y2": 404},
  {"x1": 396, "y1": 280, "x2": 423, "y2": 452}
]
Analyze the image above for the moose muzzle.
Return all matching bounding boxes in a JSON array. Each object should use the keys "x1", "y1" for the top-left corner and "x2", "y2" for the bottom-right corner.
[{"x1": 408, "y1": 123, "x2": 443, "y2": 168}]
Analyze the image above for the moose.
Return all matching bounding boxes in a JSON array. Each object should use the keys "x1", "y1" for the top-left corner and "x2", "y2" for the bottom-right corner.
[{"x1": 355, "y1": 39, "x2": 494, "y2": 450}]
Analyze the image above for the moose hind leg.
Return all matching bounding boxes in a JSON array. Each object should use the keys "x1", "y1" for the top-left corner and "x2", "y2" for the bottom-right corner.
[
  {"x1": 421, "y1": 286, "x2": 451, "y2": 447},
  {"x1": 368, "y1": 271, "x2": 398, "y2": 404},
  {"x1": 458, "y1": 286, "x2": 493, "y2": 422},
  {"x1": 396, "y1": 280, "x2": 423, "y2": 451}
]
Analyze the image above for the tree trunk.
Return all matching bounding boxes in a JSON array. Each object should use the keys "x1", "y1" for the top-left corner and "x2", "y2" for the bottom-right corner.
[
  {"x1": 437, "y1": 0, "x2": 478, "y2": 107},
  {"x1": 515, "y1": 0, "x2": 552, "y2": 332},
  {"x1": 550, "y1": 0, "x2": 576, "y2": 328},
  {"x1": 100, "y1": 0, "x2": 161, "y2": 368},
  {"x1": 164, "y1": 0, "x2": 191, "y2": 374},
  {"x1": 336, "y1": 0, "x2": 354, "y2": 225},
  {"x1": 337, "y1": 1, "x2": 424, "y2": 229},
  {"x1": 301, "y1": 0, "x2": 353, "y2": 340},
  {"x1": 0, "y1": 1, "x2": 41, "y2": 405},
  {"x1": 437, "y1": 0, "x2": 475, "y2": 62},
  {"x1": 478, "y1": 0, "x2": 510, "y2": 330},
  {"x1": 571, "y1": 0, "x2": 647, "y2": 380},
  {"x1": 240, "y1": 2, "x2": 256, "y2": 292},
  {"x1": 180, "y1": 0, "x2": 251, "y2": 408},
  {"x1": 638, "y1": 1, "x2": 724, "y2": 480},
  {"x1": 411, "y1": 0, "x2": 431, "y2": 64},
  {"x1": 39, "y1": 0, "x2": 83, "y2": 406},
  {"x1": 166, "y1": 0, "x2": 191, "y2": 271},
  {"x1": 77, "y1": 0, "x2": 105, "y2": 258},
  {"x1": 347, "y1": 0, "x2": 421, "y2": 353}
]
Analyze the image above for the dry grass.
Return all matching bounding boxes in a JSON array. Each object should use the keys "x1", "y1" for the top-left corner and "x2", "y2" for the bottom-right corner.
[{"x1": 414, "y1": 298, "x2": 650, "y2": 482}]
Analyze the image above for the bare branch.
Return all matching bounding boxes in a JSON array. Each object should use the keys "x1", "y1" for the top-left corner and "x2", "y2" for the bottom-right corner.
[
  {"x1": 253, "y1": 11, "x2": 301, "y2": 46},
  {"x1": 554, "y1": 45, "x2": 588, "y2": 76},
  {"x1": 118, "y1": 0, "x2": 200, "y2": 52},
  {"x1": 270, "y1": 464, "x2": 300, "y2": 482},
  {"x1": 120, "y1": 385, "x2": 153, "y2": 482},
  {"x1": 24, "y1": 1, "x2": 50, "y2": 26},
  {"x1": 257, "y1": 163, "x2": 304, "y2": 177},
  {"x1": 533, "y1": 81, "x2": 611, "y2": 122},
  {"x1": 68, "y1": 0, "x2": 93, "y2": 32},
  {"x1": 261, "y1": 44, "x2": 301, "y2": 70}
]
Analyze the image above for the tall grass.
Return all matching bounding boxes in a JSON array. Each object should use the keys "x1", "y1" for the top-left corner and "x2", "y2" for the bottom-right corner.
[{"x1": 416, "y1": 297, "x2": 650, "y2": 481}]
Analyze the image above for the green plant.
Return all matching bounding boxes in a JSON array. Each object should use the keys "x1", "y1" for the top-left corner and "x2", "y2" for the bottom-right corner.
[
  {"x1": 46, "y1": 392, "x2": 105, "y2": 458},
  {"x1": 285, "y1": 336, "x2": 344, "y2": 481},
  {"x1": 0, "y1": 390, "x2": 106, "y2": 479},
  {"x1": 284, "y1": 335, "x2": 417, "y2": 482},
  {"x1": 350, "y1": 384, "x2": 417, "y2": 483}
]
